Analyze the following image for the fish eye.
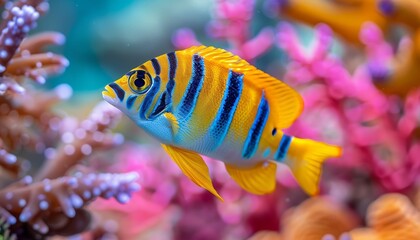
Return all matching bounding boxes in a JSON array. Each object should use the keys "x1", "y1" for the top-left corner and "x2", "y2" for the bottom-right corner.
[{"x1": 128, "y1": 70, "x2": 152, "y2": 94}]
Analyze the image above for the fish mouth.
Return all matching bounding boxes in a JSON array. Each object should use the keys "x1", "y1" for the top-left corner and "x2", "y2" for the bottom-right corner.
[{"x1": 102, "y1": 85, "x2": 117, "y2": 104}]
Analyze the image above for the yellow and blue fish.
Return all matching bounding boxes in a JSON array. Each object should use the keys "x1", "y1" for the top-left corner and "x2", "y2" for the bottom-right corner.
[{"x1": 103, "y1": 46, "x2": 341, "y2": 200}]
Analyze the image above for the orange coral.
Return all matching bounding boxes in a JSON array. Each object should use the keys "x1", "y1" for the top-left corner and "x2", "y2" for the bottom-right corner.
[
  {"x1": 248, "y1": 230, "x2": 283, "y2": 240},
  {"x1": 249, "y1": 194, "x2": 420, "y2": 240},
  {"x1": 349, "y1": 193, "x2": 420, "y2": 240},
  {"x1": 378, "y1": 0, "x2": 420, "y2": 29},
  {"x1": 275, "y1": 0, "x2": 387, "y2": 44},
  {"x1": 372, "y1": 0, "x2": 420, "y2": 97},
  {"x1": 248, "y1": 197, "x2": 358, "y2": 240},
  {"x1": 281, "y1": 197, "x2": 358, "y2": 240},
  {"x1": 370, "y1": 30, "x2": 420, "y2": 97},
  {"x1": 415, "y1": 189, "x2": 420, "y2": 211}
]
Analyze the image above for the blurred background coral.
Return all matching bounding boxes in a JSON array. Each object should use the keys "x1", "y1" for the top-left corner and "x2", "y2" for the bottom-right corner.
[{"x1": 1, "y1": 0, "x2": 420, "y2": 239}]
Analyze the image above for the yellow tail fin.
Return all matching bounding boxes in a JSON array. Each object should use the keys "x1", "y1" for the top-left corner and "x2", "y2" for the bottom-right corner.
[{"x1": 285, "y1": 137, "x2": 341, "y2": 196}]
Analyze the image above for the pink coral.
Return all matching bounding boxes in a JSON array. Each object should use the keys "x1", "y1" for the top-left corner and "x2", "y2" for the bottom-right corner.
[
  {"x1": 277, "y1": 22, "x2": 420, "y2": 194},
  {"x1": 84, "y1": 144, "x2": 287, "y2": 239},
  {"x1": 173, "y1": 0, "x2": 274, "y2": 62}
]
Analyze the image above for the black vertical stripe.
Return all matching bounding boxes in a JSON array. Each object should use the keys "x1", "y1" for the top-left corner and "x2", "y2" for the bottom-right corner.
[
  {"x1": 126, "y1": 95, "x2": 137, "y2": 109},
  {"x1": 178, "y1": 54, "x2": 205, "y2": 119},
  {"x1": 210, "y1": 71, "x2": 243, "y2": 148},
  {"x1": 139, "y1": 76, "x2": 161, "y2": 120},
  {"x1": 167, "y1": 52, "x2": 177, "y2": 80},
  {"x1": 274, "y1": 135, "x2": 292, "y2": 162},
  {"x1": 109, "y1": 83, "x2": 125, "y2": 102},
  {"x1": 242, "y1": 93, "x2": 269, "y2": 159},
  {"x1": 149, "y1": 78, "x2": 176, "y2": 119},
  {"x1": 151, "y1": 58, "x2": 161, "y2": 75}
]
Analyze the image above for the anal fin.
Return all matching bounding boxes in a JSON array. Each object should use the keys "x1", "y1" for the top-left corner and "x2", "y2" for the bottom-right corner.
[
  {"x1": 161, "y1": 144, "x2": 223, "y2": 201},
  {"x1": 225, "y1": 161, "x2": 277, "y2": 195}
]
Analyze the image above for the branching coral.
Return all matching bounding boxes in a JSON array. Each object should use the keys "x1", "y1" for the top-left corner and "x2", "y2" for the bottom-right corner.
[
  {"x1": 269, "y1": 0, "x2": 420, "y2": 97},
  {"x1": 0, "y1": 172, "x2": 139, "y2": 235},
  {"x1": 0, "y1": 5, "x2": 40, "y2": 75},
  {"x1": 0, "y1": 5, "x2": 68, "y2": 94},
  {"x1": 0, "y1": 147, "x2": 19, "y2": 177},
  {"x1": 0, "y1": 3, "x2": 65, "y2": 92},
  {"x1": 277, "y1": 22, "x2": 420, "y2": 194},
  {"x1": 0, "y1": 0, "x2": 408, "y2": 238},
  {"x1": 81, "y1": 144, "x2": 286, "y2": 239},
  {"x1": 168, "y1": 2, "x2": 420, "y2": 238},
  {"x1": 34, "y1": 101, "x2": 124, "y2": 181},
  {"x1": 0, "y1": 1, "x2": 139, "y2": 238},
  {"x1": 173, "y1": 0, "x2": 274, "y2": 62}
]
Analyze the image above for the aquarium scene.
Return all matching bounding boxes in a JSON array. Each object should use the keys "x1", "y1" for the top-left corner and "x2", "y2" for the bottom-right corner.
[{"x1": 1, "y1": 0, "x2": 420, "y2": 239}]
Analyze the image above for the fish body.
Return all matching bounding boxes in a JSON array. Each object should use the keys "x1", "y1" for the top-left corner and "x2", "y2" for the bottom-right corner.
[{"x1": 103, "y1": 46, "x2": 341, "y2": 200}]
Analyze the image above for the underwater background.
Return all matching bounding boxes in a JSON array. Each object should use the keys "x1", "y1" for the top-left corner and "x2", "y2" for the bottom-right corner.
[{"x1": 1, "y1": 0, "x2": 420, "y2": 239}]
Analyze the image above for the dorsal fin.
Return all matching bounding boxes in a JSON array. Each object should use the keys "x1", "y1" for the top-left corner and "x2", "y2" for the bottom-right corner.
[{"x1": 182, "y1": 46, "x2": 304, "y2": 129}]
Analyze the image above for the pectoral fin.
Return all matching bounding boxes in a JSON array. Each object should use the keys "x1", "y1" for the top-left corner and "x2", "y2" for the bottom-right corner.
[
  {"x1": 163, "y1": 112, "x2": 179, "y2": 135},
  {"x1": 225, "y1": 161, "x2": 277, "y2": 195},
  {"x1": 161, "y1": 144, "x2": 223, "y2": 201}
]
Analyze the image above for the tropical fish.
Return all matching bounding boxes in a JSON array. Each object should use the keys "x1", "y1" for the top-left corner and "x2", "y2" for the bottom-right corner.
[{"x1": 102, "y1": 46, "x2": 341, "y2": 200}]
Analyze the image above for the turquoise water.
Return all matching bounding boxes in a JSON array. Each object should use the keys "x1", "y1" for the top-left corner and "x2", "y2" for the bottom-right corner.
[{"x1": 38, "y1": 0, "x2": 212, "y2": 92}]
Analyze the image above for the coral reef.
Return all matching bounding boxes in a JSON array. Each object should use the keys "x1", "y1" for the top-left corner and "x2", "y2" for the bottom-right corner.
[
  {"x1": 374, "y1": 0, "x2": 420, "y2": 97},
  {"x1": 248, "y1": 197, "x2": 357, "y2": 240},
  {"x1": 249, "y1": 194, "x2": 420, "y2": 240},
  {"x1": 270, "y1": 0, "x2": 420, "y2": 97},
  {"x1": 0, "y1": 217, "x2": 16, "y2": 240},
  {"x1": 281, "y1": 198, "x2": 357, "y2": 240},
  {"x1": 1, "y1": 0, "x2": 420, "y2": 239},
  {"x1": 277, "y1": 22, "x2": 420, "y2": 195},
  {"x1": 165, "y1": 1, "x2": 420, "y2": 239},
  {"x1": 173, "y1": 0, "x2": 274, "y2": 62},
  {"x1": 1, "y1": 172, "x2": 139, "y2": 236},
  {"x1": 352, "y1": 194, "x2": 420, "y2": 240},
  {"x1": 0, "y1": 1, "x2": 139, "y2": 238},
  {"x1": 79, "y1": 144, "x2": 285, "y2": 239},
  {"x1": 267, "y1": 0, "x2": 387, "y2": 44}
]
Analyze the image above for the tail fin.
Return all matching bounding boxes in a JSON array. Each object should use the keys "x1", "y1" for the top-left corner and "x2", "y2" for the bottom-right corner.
[{"x1": 285, "y1": 137, "x2": 341, "y2": 196}]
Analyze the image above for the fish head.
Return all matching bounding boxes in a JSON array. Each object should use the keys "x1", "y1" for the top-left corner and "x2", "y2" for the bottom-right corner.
[{"x1": 103, "y1": 67, "x2": 165, "y2": 122}]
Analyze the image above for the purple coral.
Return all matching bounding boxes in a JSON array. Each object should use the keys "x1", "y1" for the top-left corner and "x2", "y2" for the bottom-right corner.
[
  {"x1": 0, "y1": 1, "x2": 140, "y2": 238},
  {"x1": 0, "y1": 5, "x2": 39, "y2": 75},
  {"x1": 0, "y1": 149, "x2": 19, "y2": 176},
  {"x1": 0, "y1": 172, "x2": 139, "y2": 232}
]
